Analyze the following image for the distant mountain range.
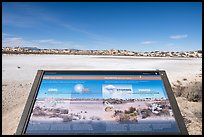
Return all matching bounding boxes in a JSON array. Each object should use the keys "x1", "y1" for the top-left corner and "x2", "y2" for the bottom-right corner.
[{"x1": 20, "y1": 47, "x2": 40, "y2": 50}]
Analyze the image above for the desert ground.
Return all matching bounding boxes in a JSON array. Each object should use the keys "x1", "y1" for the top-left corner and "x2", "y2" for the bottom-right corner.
[{"x1": 2, "y1": 54, "x2": 202, "y2": 135}]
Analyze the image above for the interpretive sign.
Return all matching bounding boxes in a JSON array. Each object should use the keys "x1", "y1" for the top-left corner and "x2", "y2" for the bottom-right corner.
[{"x1": 16, "y1": 70, "x2": 188, "y2": 135}]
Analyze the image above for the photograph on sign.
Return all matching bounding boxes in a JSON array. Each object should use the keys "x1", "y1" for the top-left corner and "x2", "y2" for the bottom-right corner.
[{"x1": 24, "y1": 72, "x2": 182, "y2": 134}]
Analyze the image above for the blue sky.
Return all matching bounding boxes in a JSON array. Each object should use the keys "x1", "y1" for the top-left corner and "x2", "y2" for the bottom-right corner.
[{"x1": 2, "y1": 2, "x2": 202, "y2": 52}]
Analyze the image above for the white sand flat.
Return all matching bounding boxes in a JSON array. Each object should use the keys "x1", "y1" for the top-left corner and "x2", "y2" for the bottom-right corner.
[{"x1": 2, "y1": 55, "x2": 202, "y2": 135}]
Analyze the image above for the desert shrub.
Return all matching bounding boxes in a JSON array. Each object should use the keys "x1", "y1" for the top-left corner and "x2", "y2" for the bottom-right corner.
[
  {"x1": 33, "y1": 110, "x2": 46, "y2": 116},
  {"x1": 62, "y1": 115, "x2": 72, "y2": 122},
  {"x1": 124, "y1": 107, "x2": 136, "y2": 114},
  {"x1": 174, "y1": 85, "x2": 186, "y2": 97},
  {"x1": 173, "y1": 79, "x2": 202, "y2": 102},
  {"x1": 160, "y1": 109, "x2": 170, "y2": 116},
  {"x1": 90, "y1": 116, "x2": 101, "y2": 120},
  {"x1": 124, "y1": 110, "x2": 129, "y2": 114},
  {"x1": 141, "y1": 109, "x2": 151, "y2": 119},
  {"x1": 193, "y1": 111, "x2": 202, "y2": 119},
  {"x1": 60, "y1": 109, "x2": 69, "y2": 114},
  {"x1": 119, "y1": 114, "x2": 130, "y2": 122},
  {"x1": 33, "y1": 105, "x2": 41, "y2": 111},
  {"x1": 183, "y1": 117, "x2": 191, "y2": 125},
  {"x1": 49, "y1": 113, "x2": 59, "y2": 118},
  {"x1": 32, "y1": 106, "x2": 48, "y2": 116},
  {"x1": 129, "y1": 107, "x2": 136, "y2": 113},
  {"x1": 130, "y1": 112, "x2": 137, "y2": 117},
  {"x1": 54, "y1": 108, "x2": 61, "y2": 113},
  {"x1": 114, "y1": 110, "x2": 123, "y2": 115},
  {"x1": 182, "y1": 81, "x2": 202, "y2": 102},
  {"x1": 185, "y1": 90, "x2": 202, "y2": 102}
]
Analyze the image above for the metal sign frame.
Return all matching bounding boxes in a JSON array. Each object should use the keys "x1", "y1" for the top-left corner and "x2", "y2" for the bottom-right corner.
[{"x1": 15, "y1": 70, "x2": 188, "y2": 135}]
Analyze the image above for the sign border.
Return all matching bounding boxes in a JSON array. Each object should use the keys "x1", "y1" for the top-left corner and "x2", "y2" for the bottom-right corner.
[{"x1": 15, "y1": 70, "x2": 188, "y2": 135}]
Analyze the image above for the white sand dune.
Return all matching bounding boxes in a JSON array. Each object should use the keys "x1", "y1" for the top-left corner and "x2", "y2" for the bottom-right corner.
[{"x1": 2, "y1": 54, "x2": 202, "y2": 135}]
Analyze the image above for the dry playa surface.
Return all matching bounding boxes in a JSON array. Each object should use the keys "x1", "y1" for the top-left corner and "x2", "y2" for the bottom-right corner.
[{"x1": 2, "y1": 54, "x2": 202, "y2": 135}]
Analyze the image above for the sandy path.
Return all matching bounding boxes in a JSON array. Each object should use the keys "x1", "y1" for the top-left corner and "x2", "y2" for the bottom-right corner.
[{"x1": 2, "y1": 54, "x2": 202, "y2": 135}]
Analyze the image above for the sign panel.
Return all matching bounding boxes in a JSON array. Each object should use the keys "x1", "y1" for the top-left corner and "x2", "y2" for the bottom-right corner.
[{"x1": 16, "y1": 70, "x2": 188, "y2": 135}]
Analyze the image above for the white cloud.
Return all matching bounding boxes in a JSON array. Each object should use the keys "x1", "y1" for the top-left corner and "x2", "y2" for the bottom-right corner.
[
  {"x1": 3, "y1": 12, "x2": 38, "y2": 28},
  {"x1": 2, "y1": 33, "x2": 10, "y2": 37},
  {"x1": 140, "y1": 41, "x2": 157, "y2": 45},
  {"x1": 5, "y1": 37, "x2": 23, "y2": 41},
  {"x1": 35, "y1": 39, "x2": 63, "y2": 45},
  {"x1": 169, "y1": 34, "x2": 188, "y2": 39},
  {"x1": 3, "y1": 37, "x2": 27, "y2": 47},
  {"x1": 2, "y1": 33, "x2": 85, "y2": 49}
]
